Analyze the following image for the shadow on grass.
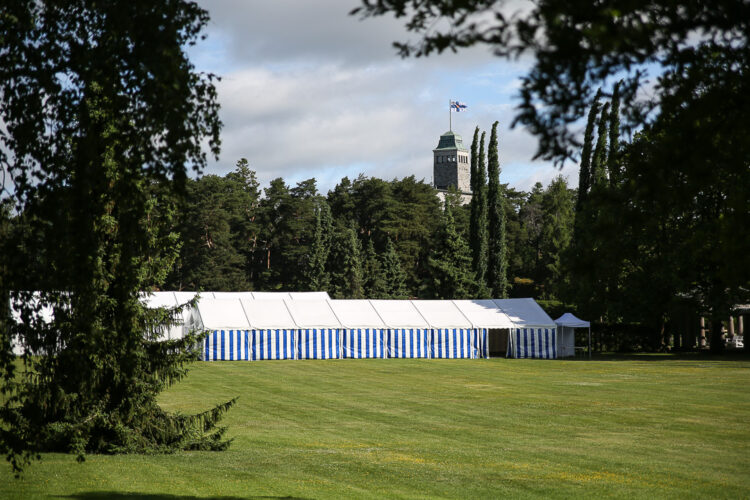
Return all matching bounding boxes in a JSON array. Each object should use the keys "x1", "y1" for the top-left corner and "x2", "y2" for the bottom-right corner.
[
  {"x1": 60, "y1": 494, "x2": 310, "y2": 500},
  {"x1": 559, "y1": 351, "x2": 750, "y2": 362}
]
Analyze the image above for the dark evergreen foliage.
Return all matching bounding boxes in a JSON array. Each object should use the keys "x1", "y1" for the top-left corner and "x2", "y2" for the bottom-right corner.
[
  {"x1": 608, "y1": 82, "x2": 622, "y2": 185},
  {"x1": 329, "y1": 226, "x2": 364, "y2": 299},
  {"x1": 577, "y1": 89, "x2": 601, "y2": 212},
  {"x1": 363, "y1": 238, "x2": 388, "y2": 298},
  {"x1": 486, "y1": 121, "x2": 508, "y2": 298},
  {"x1": 469, "y1": 127, "x2": 489, "y2": 296},
  {"x1": 591, "y1": 102, "x2": 610, "y2": 188},
  {"x1": 425, "y1": 202, "x2": 476, "y2": 299},
  {"x1": 380, "y1": 238, "x2": 408, "y2": 299}
]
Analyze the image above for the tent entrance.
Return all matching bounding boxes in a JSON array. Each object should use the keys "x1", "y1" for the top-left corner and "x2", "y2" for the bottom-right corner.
[{"x1": 487, "y1": 328, "x2": 509, "y2": 357}]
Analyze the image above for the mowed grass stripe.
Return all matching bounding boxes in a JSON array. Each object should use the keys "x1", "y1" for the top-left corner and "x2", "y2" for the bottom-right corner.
[{"x1": 2, "y1": 356, "x2": 749, "y2": 499}]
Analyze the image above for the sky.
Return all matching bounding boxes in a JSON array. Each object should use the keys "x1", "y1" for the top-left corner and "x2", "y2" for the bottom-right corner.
[{"x1": 189, "y1": 0, "x2": 580, "y2": 194}]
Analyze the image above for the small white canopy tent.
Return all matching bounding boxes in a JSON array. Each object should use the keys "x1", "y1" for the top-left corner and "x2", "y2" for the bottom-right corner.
[
  {"x1": 329, "y1": 300, "x2": 387, "y2": 359},
  {"x1": 412, "y1": 300, "x2": 476, "y2": 359},
  {"x1": 494, "y1": 298, "x2": 557, "y2": 359},
  {"x1": 191, "y1": 298, "x2": 250, "y2": 361},
  {"x1": 241, "y1": 298, "x2": 297, "y2": 360},
  {"x1": 554, "y1": 313, "x2": 591, "y2": 359},
  {"x1": 370, "y1": 299, "x2": 431, "y2": 358},
  {"x1": 285, "y1": 299, "x2": 341, "y2": 359},
  {"x1": 452, "y1": 299, "x2": 514, "y2": 358}
]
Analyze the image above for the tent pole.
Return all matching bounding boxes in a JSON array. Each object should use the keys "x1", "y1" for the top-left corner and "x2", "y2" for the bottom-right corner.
[{"x1": 588, "y1": 326, "x2": 591, "y2": 360}]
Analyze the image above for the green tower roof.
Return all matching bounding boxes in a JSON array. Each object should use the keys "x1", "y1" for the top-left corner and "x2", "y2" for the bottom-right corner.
[{"x1": 433, "y1": 130, "x2": 468, "y2": 152}]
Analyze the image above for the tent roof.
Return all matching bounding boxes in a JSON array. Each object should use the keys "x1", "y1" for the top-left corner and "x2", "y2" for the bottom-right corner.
[
  {"x1": 241, "y1": 299, "x2": 297, "y2": 329},
  {"x1": 289, "y1": 291, "x2": 330, "y2": 300},
  {"x1": 494, "y1": 298, "x2": 555, "y2": 328},
  {"x1": 328, "y1": 300, "x2": 386, "y2": 329},
  {"x1": 369, "y1": 300, "x2": 429, "y2": 328},
  {"x1": 554, "y1": 312, "x2": 590, "y2": 328},
  {"x1": 195, "y1": 298, "x2": 250, "y2": 330},
  {"x1": 250, "y1": 291, "x2": 292, "y2": 300},
  {"x1": 213, "y1": 291, "x2": 254, "y2": 300},
  {"x1": 285, "y1": 299, "x2": 340, "y2": 328},
  {"x1": 140, "y1": 291, "x2": 178, "y2": 309},
  {"x1": 411, "y1": 300, "x2": 472, "y2": 328},
  {"x1": 452, "y1": 299, "x2": 514, "y2": 328}
]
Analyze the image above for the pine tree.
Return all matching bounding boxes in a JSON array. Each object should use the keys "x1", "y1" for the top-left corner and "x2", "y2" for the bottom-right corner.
[
  {"x1": 380, "y1": 237, "x2": 408, "y2": 299},
  {"x1": 363, "y1": 238, "x2": 387, "y2": 298},
  {"x1": 486, "y1": 121, "x2": 508, "y2": 298},
  {"x1": 469, "y1": 127, "x2": 489, "y2": 296},
  {"x1": 577, "y1": 89, "x2": 602, "y2": 211},
  {"x1": 329, "y1": 227, "x2": 364, "y2": 299},
  {"x1": 304, "y1": 199, "x2": 333, "y2": 291},
  {"x1": 608, "y1": 82, "x2": 622, "y2": 185},
  {"x1": 591, "y1": 102, "x2": 610, "y2": 188},
  {"x1": 425, "y1": 202, "x2": 476, "y2": 299}
]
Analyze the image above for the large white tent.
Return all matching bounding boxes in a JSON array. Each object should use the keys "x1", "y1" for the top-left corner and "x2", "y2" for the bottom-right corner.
[
  {"x1": 411, "y1": 300, "x2": 477, "y2": 359},
  {"x1": 554, "y1": 313, "x2": 590, "y2": 358},
  {"x1": 140, "y1": 291, "x2": 187, "y2": 341},
  {"x1": 190, "y1": 298, "x2": 250, "y2": 361},
  {"x1": 241, "y1": 298, "x2": 297, "y2": 360},
  {"x1": 494, "y1": 298, "x2": 557, "y2": 359},
  {"x1": 453, "y1": 299, "x2": 514, "y2": 358},
  {"x1": 329, "y1": 300, "x2": 387, "y2": 359},
  {"x1": 285, "y1": 299, "x2": 340, "y2": 360},
  {"x1": 370, "y1": 299, "x2": 431, "y2": 358}
]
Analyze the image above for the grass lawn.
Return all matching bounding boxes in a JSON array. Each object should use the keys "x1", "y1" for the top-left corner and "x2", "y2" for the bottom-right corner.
[{"x1": 2, "y1": 355, "x2": 749, "y2": 499}]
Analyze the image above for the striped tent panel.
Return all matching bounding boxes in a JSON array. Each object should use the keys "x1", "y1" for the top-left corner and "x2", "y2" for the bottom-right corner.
[
  {"x1": 475, "y1": 328, "x2": 489, "y2": 359},
  {"x1": 513, "y1": 328, "x2": 557, "y2": 359},
  {"x1": 431, "y1": 328, "x2": 475, "y2": 359},
  {"x1": 297, "y1": 328, "x2": 341, "y2": 360},
  {"x1": 387, "y1": 328, "x2": 429, "y2": 358},
  {"x1": 203, "y1": 330, "x2": 248, "y2": 361},
  {"x1": 342, "y1": 328, "x2": 386, "y2": 359},
  {"x1": 252, "y1": 329, "x2": 296, "y2": 360}
]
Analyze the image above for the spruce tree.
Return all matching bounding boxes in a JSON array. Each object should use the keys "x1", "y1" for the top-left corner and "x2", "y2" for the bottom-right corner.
[
  {"x1": 329, "y1": 227, "x2": 364, "y2": 299},
  {"x1": 426, "y1": 202, "x2": 476, "y2": 299},
  {"x1": 591, "y1": 102, "x2": 610, "y2": 188},
  {"x1": 469, "y1": 127, "x2": 489, "y2": 295},
  {"x1": 0, "y1": 1, "x2": 233, "y2": 474},
  {"x1": 486, "y1": 121, "x2": 508, "y2": 298},
  {"x1": 304, "y1": 199, "x2": 333, "y2": 291},
  {"x1": 380, "y1": 237, "x2": 408, "y2": 299},
  {"x1": 608, "y1": 82, "x2": 622, "y2": 185},
  {"x1": 363, "y1": 238, "x2": 387, "y2": 298},
  {"x1": 577, "y1": 89, "x2": 602, "y2": 211}
]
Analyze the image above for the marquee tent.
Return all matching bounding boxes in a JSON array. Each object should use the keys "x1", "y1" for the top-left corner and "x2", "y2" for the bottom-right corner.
[
  {"x1": 412, "y1": 300, "x2": 476, "y2": 359},
  {"x1": 453, "y1": 299, "x2": 514, "y2": 358},
  {"x1": 190, "y1": 298, "x2": 250, "y2": 361},
  {"x1": 329, "y1": 300, "x2": 387, "y2": 359},
  {"x1": 141, "y1": 291, "x2": 187, "y2": 341},
  {"x1": 241, "y1": 298, "x2": 297, "y2": 360},
  {"x1": 370, "y1": 300, "x2": 431, "y2": 358},
  {"x1": 285, "y1": 299, "x2": 341, "y2": 360},
  {"x1": 250, "y1": 291, "x2": 331, "y2": 301},
  {"x1": 494, "y1": 298, "x2": 557, "y2": 359},
  {"x1": 554, "y1": 313, "x2": 590, "y2": 359}
]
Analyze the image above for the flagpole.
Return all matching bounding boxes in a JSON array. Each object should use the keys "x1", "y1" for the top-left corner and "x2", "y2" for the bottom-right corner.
[{"x1": 449, "y1": 100, "x2": 452, "y2": 131}]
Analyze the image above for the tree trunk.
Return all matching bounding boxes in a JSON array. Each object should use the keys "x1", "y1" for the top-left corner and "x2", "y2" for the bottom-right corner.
[
  {"x1": 709, "y1": 318, "x2": 724, "y2": 353},
  {"x1": 699, "y1": 317, "x2": 706, "y2": 348}
]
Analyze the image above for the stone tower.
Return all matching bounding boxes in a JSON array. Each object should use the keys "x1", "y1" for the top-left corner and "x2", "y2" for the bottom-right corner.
[{"x1": 433, "y1": 130, "x2": 472, "y2": 203}]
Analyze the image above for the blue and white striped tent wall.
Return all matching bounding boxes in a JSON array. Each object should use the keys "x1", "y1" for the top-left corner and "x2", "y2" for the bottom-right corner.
[
  {"x1": 297, "y1": 328, "x2": 341, "y2": 359},
  {"x1": 204, "y1": 329, "x2": 249, "y2": 361},
  {"x1": 251, "y1": 329, "x2": 296, "y2": 360},
  {"x1": 342, "y1": 328, "x2": 387, "y2": 359},
  {"x1": 510, "y1": 328, "x2": 557, "y2": 359},
  {"x1": 476, "y1": 328, "x2": 489, "y2": 359},
  {"x1": 387, "y1": 328, "x2": 430, "y2": 358},
  {"x1": 431, "y1": 328, "x2": 476, "y2": 359}
]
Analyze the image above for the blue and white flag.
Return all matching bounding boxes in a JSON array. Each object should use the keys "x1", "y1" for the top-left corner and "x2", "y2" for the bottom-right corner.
[{"x1": 450, "y1": 100, "x2": 467, "y2": 112}]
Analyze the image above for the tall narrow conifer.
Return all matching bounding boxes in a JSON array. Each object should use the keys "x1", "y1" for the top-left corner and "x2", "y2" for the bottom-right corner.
[
  {"x1": 577, "y1": 89, "x2": 602, "y2": 211},
  {"x1": 304, "y1": 199, "x2": 332, "y2": 291},
  {"x1": 608, "y1": 82, "x2": 621, "y2": 185},
  {"x1": 426, "y1": 202, "x2": 476, "y2": 299},
  {"x1": 486, "y1": 121, "x2": 508, "y2": 298},
  {"x1": 469, "y1": 127, "x2": 489, "y2": 294},
  {"x1": 329, "y1": 227, "x2": 364, "y2": 299},
  {"x1": 591, "y1": 102, "x2": 610, "y2": 188},
  {"x1": 380, "y1": 237, "x2": 408, "y2": 299}
]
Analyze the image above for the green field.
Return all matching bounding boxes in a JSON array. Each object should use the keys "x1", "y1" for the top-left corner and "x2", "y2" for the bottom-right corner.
[{"x1": 2, "y1": 355, "x2": 749, "y2": 499}]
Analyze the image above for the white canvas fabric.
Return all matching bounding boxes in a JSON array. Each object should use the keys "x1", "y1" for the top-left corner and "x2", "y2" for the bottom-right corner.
[
  {"x1": 203, "y1": 329, "x2": 249, "y2": 361},
  {"x1": 494, "y1": 298, "x2": 555, "y2": 328},
  {"x1": 251, "y1": 329, "x2": 296, "y2": 360},
  {"x1": 369, "y1": 300, "x2": 430, "y2": 329},
  {"x1": 452, "y1": 299, "x2": 514, "y2": 329},
  {"x1": 296, "y1": 328, "x2": 341, "y2": 359},
  {"x1": 431, "y1": 328, "x2": 476, "y2": 359},
  {"x1": 289, "y1": 291, "x2": 330, "y2": 300},
  {"x1": 554, "y1": 312, "x2": 590, "y2": 328},
  {"x1": 251, "y1": 291, "x2": 292, "y2": 301},
  {"x1": 212, "y1": 291, "x2": 254, "y2": 300},
  {"x1": 194, "y1": 298, "x2": 250, "y2": 331},
  {"x1": 341, "y1": 328, "x2": 387, "y2": 359},
  {"x1": 285, "y1": 299, "x2": 340, "y2": 328},
  {"x1": 241, "y1": 299, "x2": 297, "y2": 329},
  {"x1": 387, "y1": 328, "x2": 430, "y2": 358},
  {"x1": 328, "y1": 300, "x2": 385, "y2": 329},
  {"x1": 411, "y1": 300, "x2": 473, "y2": 329}
]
